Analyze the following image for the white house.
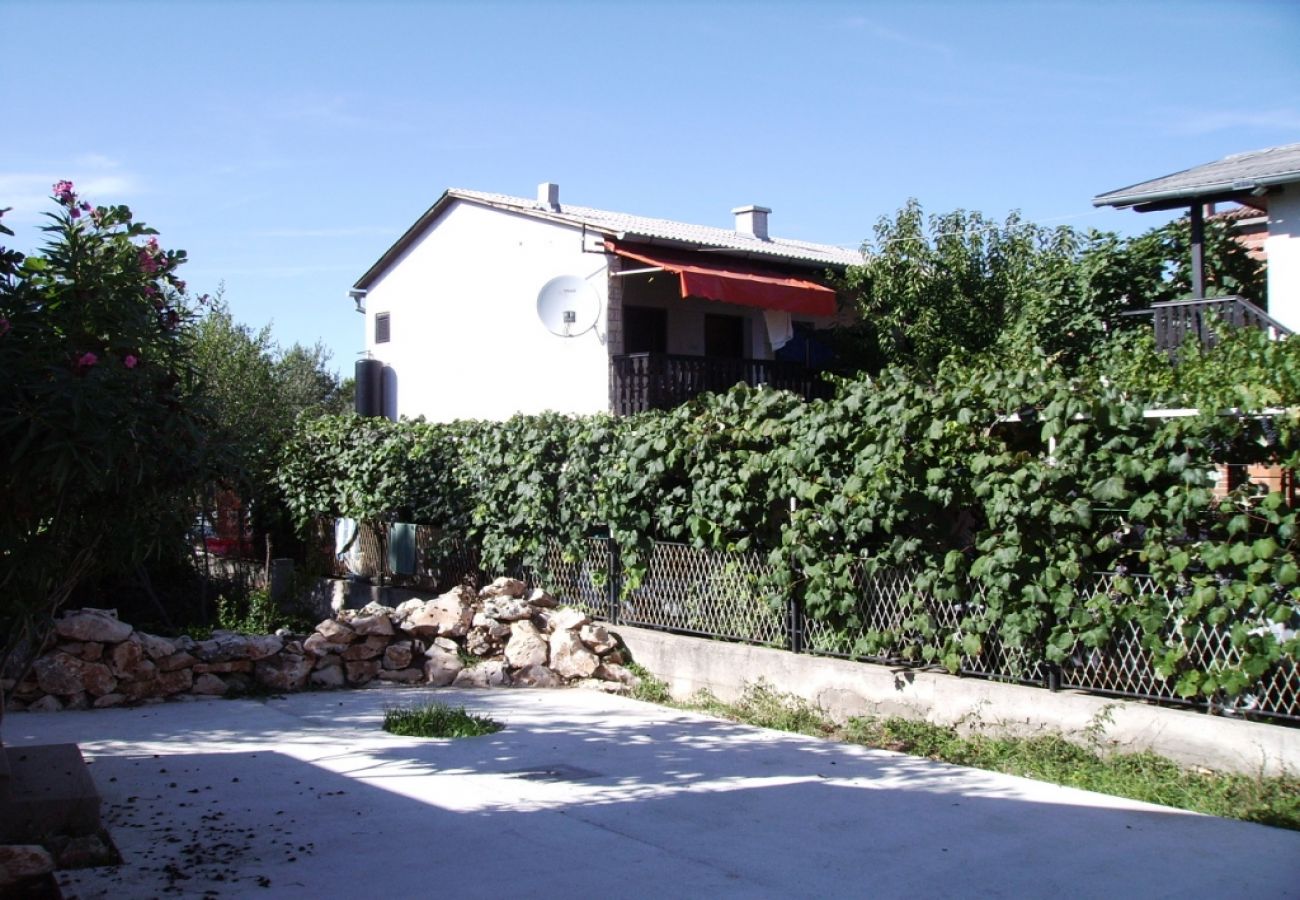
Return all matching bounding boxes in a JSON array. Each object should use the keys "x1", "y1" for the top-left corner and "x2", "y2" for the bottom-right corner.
[
  {"x1": 350, "y1": 184, "x2": 862, "y2": 422},
  {"x1": 1094, "y1": 142, "x2": 1300, "y2": 333}
]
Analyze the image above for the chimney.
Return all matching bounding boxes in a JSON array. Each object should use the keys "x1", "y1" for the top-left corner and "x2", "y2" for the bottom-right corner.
[
  {"x1": 538, "y1": 182, "x2": 560, "y2": 211},
  {"x1": 732, "y1": 205, "x2": 771, "y2": 240}
]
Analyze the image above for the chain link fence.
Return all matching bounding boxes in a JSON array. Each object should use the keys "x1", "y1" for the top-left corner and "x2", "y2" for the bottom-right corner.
[{"x1": 331, "y1": 522, "x2": 1298, "y2": 724}]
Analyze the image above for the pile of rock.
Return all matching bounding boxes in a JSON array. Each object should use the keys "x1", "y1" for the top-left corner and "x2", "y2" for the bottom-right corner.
[{"x1": 4, "y1": 578, "x2": 637, "y2": 712}]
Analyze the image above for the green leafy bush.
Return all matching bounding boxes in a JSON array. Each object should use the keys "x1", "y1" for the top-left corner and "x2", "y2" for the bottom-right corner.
[
  {"x1": 276, "y1": 329, "x2": 1299, "y2": 705},
  {"x1": 1, "y1": 185, "x2": 212, "y2": 712}
]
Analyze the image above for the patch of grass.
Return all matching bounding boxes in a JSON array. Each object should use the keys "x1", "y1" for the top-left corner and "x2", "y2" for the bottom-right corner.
[
  {"x1": 382, "y1": 701, "x2": 503, "y2": 738},
  {"x1": 842, "y1": 716, "x2": 1300, "y2": 830},
  {"x1": 625, "y1": 663, "x2": 672, "y2": 704},
  {"x1": 685, "y1": 682, "x2": 836, "y2": 738},
  {"x1": 659, "y1": 679, "x2": 1300, "y2": 832}
]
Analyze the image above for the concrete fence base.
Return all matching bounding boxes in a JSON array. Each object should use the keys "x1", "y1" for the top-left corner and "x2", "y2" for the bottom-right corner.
[{"x1": 617, "y1": 625, "x2": 1300, "y2": 778}]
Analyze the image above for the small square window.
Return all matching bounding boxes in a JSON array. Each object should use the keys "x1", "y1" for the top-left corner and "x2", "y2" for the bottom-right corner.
[{"x1": 375, "y1": 312, "x2": 391, "y2": 343}]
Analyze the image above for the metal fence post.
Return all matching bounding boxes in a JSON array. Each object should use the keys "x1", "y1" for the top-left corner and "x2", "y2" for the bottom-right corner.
[
  {"x1": 607, "y1": 539, "x2": 622, "y2": 626},
  {"x1": 1045, "y1": 661, "x2": 1061, "y2": 692},
  {"x1": 788, "y1": 591, "x2": 804, "y2": 654}
]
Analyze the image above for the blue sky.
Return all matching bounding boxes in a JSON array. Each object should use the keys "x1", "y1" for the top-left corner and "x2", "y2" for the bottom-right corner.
[{"x1": 4, "y1": 1, "x2": 1299, "y2": 377}]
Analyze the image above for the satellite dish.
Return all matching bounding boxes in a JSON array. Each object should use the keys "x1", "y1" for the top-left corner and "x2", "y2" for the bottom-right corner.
[{"x1": 536, "y1": 274, "x2": 599, "y2": 337}]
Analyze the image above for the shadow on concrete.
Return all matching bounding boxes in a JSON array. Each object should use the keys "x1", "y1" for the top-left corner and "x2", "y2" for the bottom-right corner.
[{"x1": 11, "y1": 688, "x2": 1300, "y2": 898}]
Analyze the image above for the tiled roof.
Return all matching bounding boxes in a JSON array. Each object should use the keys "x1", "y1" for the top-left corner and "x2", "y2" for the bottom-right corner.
[
  {"x1": 1201, "y1": 201, "x2": 1263, "y2": 223},
  {"x1": 447, "y1": 189, "x2": 864, "y2": 267},
  {"x1": 355, "y1": 186, "x2": 863, "y2": 290},
  {"x1": 1094, "y1": 143, "x2": 1300, "y2": 208},
  {"x1": 1207, "y1": 203, "x2": 1267, "y2": 222}
]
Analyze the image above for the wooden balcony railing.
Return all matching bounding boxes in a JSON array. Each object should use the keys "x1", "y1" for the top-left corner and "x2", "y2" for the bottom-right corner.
[
  {"x1": 1148, "y1": 295, "x2": 1291, "y2": 352},
  {"x1": 610, "y1": 353, "x2": 832, "y2": 415}
]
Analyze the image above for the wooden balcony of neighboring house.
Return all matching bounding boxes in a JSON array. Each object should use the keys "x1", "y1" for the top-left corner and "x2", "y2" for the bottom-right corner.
[
  {"x1": 1142, "y1": 294, "x2": 1292, "y2": 353},
  {"x1": 609, "y1": 352, "x2": 833, "y2": 416}
]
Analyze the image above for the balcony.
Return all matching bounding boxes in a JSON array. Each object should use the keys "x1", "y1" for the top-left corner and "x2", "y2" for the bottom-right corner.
[
  {"x1": 610, "y1": 352, "x2": 832, "y2": 416},
  {"x1": 1149, "y1": 295, "x2": 1291, "y2": 352}
]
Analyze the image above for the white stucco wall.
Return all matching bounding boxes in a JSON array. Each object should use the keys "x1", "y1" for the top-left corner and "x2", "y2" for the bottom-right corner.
[
  {"x1": 362, "y1": 201, "x2": 611, "y2": 422},
  {"x1": 1266, "y1": 184, "x2": 1300, "y2": 332}
]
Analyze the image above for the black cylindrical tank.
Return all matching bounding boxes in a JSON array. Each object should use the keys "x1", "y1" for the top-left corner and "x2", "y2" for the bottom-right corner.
[{"x1": 355, "y1": 358, "x2": 384, "y2": 417}]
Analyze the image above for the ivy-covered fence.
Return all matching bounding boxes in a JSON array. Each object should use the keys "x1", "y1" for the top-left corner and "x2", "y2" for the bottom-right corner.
[
  {"x1": 326, "y1": 525, "x2": 1299, "y2": 721},
  {"x1": 280, "y1": 341, "x2": 1300, "y2": 722}
]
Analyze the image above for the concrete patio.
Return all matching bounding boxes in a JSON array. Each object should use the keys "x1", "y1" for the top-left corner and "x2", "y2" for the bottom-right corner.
[{"x1": 7, "y1": 685, "x2": 1299, "y2": 898}]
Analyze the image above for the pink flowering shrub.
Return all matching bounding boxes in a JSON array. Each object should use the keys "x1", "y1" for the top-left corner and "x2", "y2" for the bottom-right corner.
[{"x1": 0, "y1": 183, "x2": 213, "y2": 707}]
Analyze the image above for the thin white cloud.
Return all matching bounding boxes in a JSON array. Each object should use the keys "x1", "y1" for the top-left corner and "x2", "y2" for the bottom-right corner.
[
  {"x1": 0, "y1": 169, "x2": 141, "y2": 223},
  {"x1": 252, "y1": 226, "x2": 399, "y2": 239},
  {"x1": 991, "y1": 61, "x2": 1123, "y2": 89},
  {"x1": 78, "y1": 175, "x2": 139, "y2": 197},
  {"x1": 0, "y1": 173, "x2": 67, "y2": 222},
  {"x1": 840, "y1": 16, "x2": 953, "y2": 59},
  {"x1": 1033, "y1": 208, "x2": 1111, "y2": 226},
  {"x1": 73, "y1": 153, "x2": 121, "y2": 169},
  {"x1": 186, "y1": 263, "x2": 360, "y2": 279},
  {"x1": 1170, "y1": 107, "x2": 1300, "y2": 135}
]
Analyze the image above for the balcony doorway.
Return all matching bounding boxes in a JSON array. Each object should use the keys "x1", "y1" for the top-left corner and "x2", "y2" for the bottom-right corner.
[
  {"x1": 704, "y1": 313, "x2": 744, "y2": 359},
  {"x1": 623, "y1": 305, "x2": 668, "y2": 354}
]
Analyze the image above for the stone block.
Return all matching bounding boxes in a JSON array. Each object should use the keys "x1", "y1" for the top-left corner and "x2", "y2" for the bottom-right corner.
[{"x1": 0, "y1": 744, "x2": 101, "y2": 842}]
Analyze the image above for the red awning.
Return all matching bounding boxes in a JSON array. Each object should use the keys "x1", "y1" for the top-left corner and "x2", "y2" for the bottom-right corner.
[{"x1": 605, "y1": 240, "x2": 837, "y2": 317}]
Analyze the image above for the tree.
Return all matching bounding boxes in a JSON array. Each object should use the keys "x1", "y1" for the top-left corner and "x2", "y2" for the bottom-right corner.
[
  {"x1": 0, "y1": 184, "x2": 211, "y2": 721},
  {"x1": 835, "y1": 199, "x2": 1266, "y2": 378},
  {"x1": 1124, "y1": 213, "x2": 1266, "y2": 309},
  {"x1": 189, "y1": 294, "x2": 346, "y2": 557},
  {"x1": 275, "y1": 342, "x2": 349, "y2": 418}
]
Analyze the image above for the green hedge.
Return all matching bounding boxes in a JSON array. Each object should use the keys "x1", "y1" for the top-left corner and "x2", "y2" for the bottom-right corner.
[{"x1": 277, "y1": 329, "x2": 1300, "y2": 701}]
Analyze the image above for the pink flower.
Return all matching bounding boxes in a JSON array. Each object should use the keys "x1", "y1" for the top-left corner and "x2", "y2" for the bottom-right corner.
[
  {"x1": 124, "y1": 354, "x2": 139, "y2": 369},
  {"x1": 76, "y1": 351, "x2": 98, "y2": 369},
  {"x1": 138, "y1": 249, "x2": 160, "y2": 273},
  {"x1": 0, "y1": 317, "x2": 10, "y2": 337},
  {"x1": 53, "y1": 180, "x2": 75, "y2": 204}
]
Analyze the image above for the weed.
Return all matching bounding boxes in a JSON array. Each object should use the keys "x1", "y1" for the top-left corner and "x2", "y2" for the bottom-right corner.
[
  {"x1": 382, "y1": 701, "x2": 503, "y2": 738},
  {"x1": 720, "y1": 681, "x2": 836, "y2": 737},
  {"x1": 650, "y1": 679, "x2": 1300, "y2": 832},
  {"x1": 625, "y1": 663, "x2": 672, "y2": 704},
  {"x1": 215, "y1": 588, "x2": 315, "y2": 636}
]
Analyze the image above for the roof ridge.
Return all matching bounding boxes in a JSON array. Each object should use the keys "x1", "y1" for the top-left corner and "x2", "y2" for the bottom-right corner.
[
  {"x1": 1224, "y1": 142, "x2": 1300, "y2": 161},
  {"x1": 446, "y1": 187, "x2": 862, "y2": 264}
]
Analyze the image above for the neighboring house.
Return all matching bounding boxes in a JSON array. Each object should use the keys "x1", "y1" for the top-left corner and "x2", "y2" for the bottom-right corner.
[
  {"x1": 1093, "y1": 142, "x2": 1300, "y2": 341},
  {"x1": 1208, "y1": 202, "x2": 1269, "y2": 262},
  {"x1": 1097, "y1": 144, "x2": 1300, "y2": 502},
  {"x1": 350, "y1": 184, "x2": 861, "y2": 422}
]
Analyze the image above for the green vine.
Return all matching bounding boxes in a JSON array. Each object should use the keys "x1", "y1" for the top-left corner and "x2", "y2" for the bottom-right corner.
[{"x1": 275, "y1": 328, "x2": 1299, "y2": 703}]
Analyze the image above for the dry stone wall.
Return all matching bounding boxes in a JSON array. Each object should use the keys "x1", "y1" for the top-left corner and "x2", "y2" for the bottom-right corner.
[{"x1": 4, "y1": 578, "x2": 639, "y2": 712}]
